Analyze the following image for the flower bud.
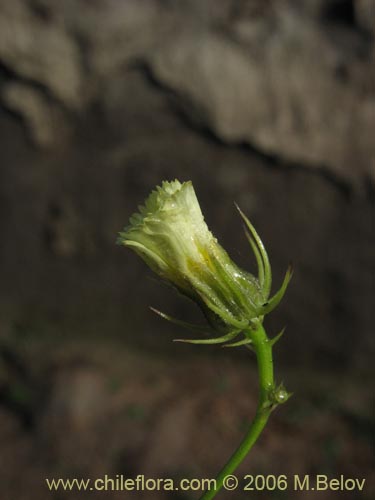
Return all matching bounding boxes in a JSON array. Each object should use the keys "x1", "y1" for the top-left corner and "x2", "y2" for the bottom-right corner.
[{"x1": 118, "y1": 180, "x2": 291, "y2": 342}]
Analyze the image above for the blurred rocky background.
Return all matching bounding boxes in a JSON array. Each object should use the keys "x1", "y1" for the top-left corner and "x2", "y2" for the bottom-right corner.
[{"x1": 0, "y1": 1, "x2": 374, "y2": 499}]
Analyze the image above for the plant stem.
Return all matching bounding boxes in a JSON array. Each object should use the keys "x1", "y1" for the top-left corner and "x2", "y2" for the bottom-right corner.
[{"x1": 199, "y1": 323, "x2": 274, "y2": 500}]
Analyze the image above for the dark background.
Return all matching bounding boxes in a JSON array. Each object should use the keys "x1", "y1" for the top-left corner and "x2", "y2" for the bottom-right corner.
[{"x1": 0, "y1": 1, "x2": 374, "y2": 499}]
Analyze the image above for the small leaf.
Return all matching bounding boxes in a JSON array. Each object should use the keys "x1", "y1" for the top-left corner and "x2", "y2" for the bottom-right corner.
[{"x1": 269, "y1": 327, "x2": 286, "y2": 347}]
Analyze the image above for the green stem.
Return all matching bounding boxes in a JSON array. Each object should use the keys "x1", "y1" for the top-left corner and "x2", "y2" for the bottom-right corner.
[{"x1": 199, "y1": 323, "x2": 274, "y2": 500}]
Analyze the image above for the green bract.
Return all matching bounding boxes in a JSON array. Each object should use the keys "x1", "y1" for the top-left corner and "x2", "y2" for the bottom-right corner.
[{"x1": 118, "y1": 180, "x2": 291, "y2": 345}]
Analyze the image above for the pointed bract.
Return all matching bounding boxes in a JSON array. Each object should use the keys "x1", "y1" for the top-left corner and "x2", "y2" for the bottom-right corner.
[
  {"x1": 261, "y1": 266, "x2": 293, "y2": 315},
  {"x1": 173, "y1": 330, "x2": 240, "y2": 345},
  {"x1": 150, "y1": 307, "x2": 214, "y2": 334},
  {"x1": 235, "y1": 203, "x2": 272, "y2": 298},
  {"x1": 223, "y1": 337, "x2": 253, "y2": 348}
]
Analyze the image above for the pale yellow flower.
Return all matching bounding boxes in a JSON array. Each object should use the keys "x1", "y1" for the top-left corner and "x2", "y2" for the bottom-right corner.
[{"x1": 118, "y1": 180, "x2": 291, "y2": 344}]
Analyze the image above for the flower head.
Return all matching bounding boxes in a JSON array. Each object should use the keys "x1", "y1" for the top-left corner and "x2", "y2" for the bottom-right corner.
[{"x1": 118, "y1": 180, "x2": 291, "y2": 344}]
